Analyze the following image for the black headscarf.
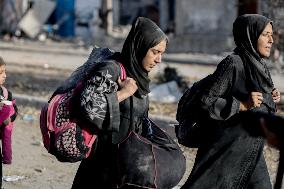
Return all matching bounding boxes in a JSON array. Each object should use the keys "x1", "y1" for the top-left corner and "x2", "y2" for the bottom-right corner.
[
  {"x1": 233, "y1": 14, "x2": 274, "y2": 94},
  {"x1": 119, "y1": 17, "x2": 168, "y2": 98}
]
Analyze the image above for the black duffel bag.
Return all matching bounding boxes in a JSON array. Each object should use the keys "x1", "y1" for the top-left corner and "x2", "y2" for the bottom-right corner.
[{"x1": 117, "y1": 115, "x2": 186, "y2": 189}]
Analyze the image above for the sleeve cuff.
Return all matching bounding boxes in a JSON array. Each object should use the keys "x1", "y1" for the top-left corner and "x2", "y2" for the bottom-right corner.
[
  {"x1": 231, "y1": 96, "x2": 240, "y2": 115},
  {"x1": 209, "y1": 96, "x2": 240, "y2": 120}
]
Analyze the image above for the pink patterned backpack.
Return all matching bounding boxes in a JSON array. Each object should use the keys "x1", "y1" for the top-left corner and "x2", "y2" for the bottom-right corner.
[{"x1": 40, "y1": 62, "x2": 126, "y2": 162}]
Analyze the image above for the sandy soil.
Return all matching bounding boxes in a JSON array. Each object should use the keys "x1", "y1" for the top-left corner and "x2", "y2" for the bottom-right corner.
[{"x1": 3, "y1": 107, "x2": 79, "y2": 189}]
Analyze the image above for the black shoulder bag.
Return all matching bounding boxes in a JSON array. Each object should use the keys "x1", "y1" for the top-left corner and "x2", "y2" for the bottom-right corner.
[{"x1": 116, "y1": 97, "x2": 186, "y2": 189}]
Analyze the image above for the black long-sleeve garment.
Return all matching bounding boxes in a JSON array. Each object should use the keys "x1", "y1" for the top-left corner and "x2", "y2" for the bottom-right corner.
[
  {"x1": 71, "y1": 60, "x2": 149, "y2": 189},
  {"x1": 182, "y1": 53, "x2": 275, "y2": 189}
]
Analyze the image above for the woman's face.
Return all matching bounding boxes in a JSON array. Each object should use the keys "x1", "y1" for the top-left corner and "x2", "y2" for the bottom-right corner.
[
  {"x1": 0, "y1": 65, "x2": 6, "y2": 85},
  {"x1": 142, "y1": 39, "x2": 167, "y2": 72},
  {"x1": 257, "y1": 23, "x2": 273, "y2": 58}
]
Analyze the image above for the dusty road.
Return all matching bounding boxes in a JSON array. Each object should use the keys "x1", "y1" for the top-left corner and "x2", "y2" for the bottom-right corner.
[{"x1": 0, "y1": 40, "x2": 283, "y2": 189}]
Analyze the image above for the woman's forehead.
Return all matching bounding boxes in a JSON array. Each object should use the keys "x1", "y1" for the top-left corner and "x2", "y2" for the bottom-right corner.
[
  {"x1": 262, "y1": 23, "x2": 273, "y2": 33},
  {"x1": 151, "y1": 40, "x2": 167, "y2": 51}
]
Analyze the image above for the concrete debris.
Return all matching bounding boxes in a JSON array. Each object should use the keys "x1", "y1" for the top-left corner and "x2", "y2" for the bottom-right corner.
[
  {"x1": 149, "y1": 81, "x2": 182, "y2": 103},
  {"x1": 2, "y1": 175, "x2": 25, "y2": 182},
  {"x1": 18, "y1": 0, "x2": 55, "y2": 38}
]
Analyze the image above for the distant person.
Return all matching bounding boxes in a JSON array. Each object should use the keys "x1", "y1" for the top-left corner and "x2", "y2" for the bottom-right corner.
[
  {"x1": 179, "y1": 14, "x2": 280, "y2": 189},
  {"x1": 0, "y1": 0, "x2": 20, "y2": 40},
  {"x1": 0, "y1": 57, "x2": 18, "y2": 187},
  {"x1": 64, "y1": 17, "x2": 169, "y2": 188}
]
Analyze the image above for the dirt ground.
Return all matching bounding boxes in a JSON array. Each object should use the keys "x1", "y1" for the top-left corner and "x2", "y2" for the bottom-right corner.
[
  {"x1": 2, "y1": 65, "x2": 78, "y2": 189},
  {"x1": 1, "y1": 50, "x2": 283, "y2": 189}
]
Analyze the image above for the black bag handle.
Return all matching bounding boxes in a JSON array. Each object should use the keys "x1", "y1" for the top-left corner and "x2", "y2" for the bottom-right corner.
[{"x1": 129, "y1": 96, "x2": 134, "y2": 132}]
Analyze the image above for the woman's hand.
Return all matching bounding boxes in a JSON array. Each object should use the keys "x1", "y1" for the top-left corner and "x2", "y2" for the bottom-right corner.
[
  {"x1": 117, "y1": 77, "x2": 138, "y2": 102},
  {"x1": 2, "y1": 118, "x2": 11, "y2": 126},
  {"x1": 239, "y1": 92, "x2": 263, "y2": 111},
  {"x1": 272, "y1": 88, "x2": 281, "y2": 103}
]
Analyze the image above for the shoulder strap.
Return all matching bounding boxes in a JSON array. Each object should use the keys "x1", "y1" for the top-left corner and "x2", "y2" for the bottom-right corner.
[
  {"x1": 119, "y1": 63, "x2": 126, "y2": 80},
  {"x1": 1, "y1": 86, "x2": 8, "y2": 99}
]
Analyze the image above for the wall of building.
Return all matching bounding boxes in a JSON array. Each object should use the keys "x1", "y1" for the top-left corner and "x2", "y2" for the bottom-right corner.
[
  {"x1": 170, "y1": 0, "x2": 238, "y2": 53},
  {"x1": 75, "y1": 0, "x2": 102, "y2": 42},
  {"x1": 76, "y1": 0, "x2": 260, "y2": 54},
  {"x1": 117, "y1": 0, "x2": 158, "y2": 25},
  {"x1": 76, "y1": 0, "x2": 101, "y2": 24}
]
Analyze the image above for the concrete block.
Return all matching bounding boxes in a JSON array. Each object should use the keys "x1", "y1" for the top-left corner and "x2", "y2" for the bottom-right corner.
[{"x1": 18, "y1": 0, "x2": 55, "y2": 38}]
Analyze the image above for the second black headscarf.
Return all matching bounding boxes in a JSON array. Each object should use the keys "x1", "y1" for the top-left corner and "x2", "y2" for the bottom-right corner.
[
  {"x1": 233, "y1": 14, "x2": 274, "y2": 94},
  {"x1": 119, "y1": 17, "x2": 168, "y2": 98}
]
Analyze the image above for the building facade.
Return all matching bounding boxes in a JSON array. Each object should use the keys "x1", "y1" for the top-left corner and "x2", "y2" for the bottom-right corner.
[{"x1": 92, "y1": 0, "x2": 282, "y2": 54}]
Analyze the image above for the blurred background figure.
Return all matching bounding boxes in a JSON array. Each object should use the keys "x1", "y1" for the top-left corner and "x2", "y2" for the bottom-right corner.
[
  {"x1": 0, "y1": 0, "x2": 23, "y2": 40},
  {"x1": 50, "y1": 0, "x2": 75, "y2": 38}
]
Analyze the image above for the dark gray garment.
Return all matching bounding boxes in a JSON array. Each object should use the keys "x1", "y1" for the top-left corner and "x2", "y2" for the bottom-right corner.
[
  {"x1": 181, "y1": 54, "x2": 275, "y2": 189},
  {"x1": 77, "y1": 60, "x2": 149, "y2": 143},
  {"x1": 72, "y1": 95, "x2": 149, "y2": 189},
  {"x1": 77, "y1": 60, "x2": 122, "y2": 133},
  {"x1": 71, "y1": 17, "x2": 167, "y2": 188},
  {"x1": 71, "y1": 60, "x2": 149, "y2": 188}
]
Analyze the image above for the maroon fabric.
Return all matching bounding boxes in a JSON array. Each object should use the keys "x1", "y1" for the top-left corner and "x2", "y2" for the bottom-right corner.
[{"x1": 0, "y1": 86, "x2": 15, "y2": 164}]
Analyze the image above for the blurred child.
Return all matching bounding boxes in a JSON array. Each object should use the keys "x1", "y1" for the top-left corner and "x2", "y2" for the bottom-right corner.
[{"x1": 0, "y1": 57, "x2": 17, "y2": 187}]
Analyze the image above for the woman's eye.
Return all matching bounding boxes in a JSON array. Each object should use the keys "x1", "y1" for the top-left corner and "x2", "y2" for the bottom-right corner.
[
  {"x1": 152, "y1": 50, "x2": 159, "y2": 55},
  {"x1": 262, "y1": 33, "x2": 273, "y2": 38},
  {"x1": 262, "y1": 33, "x2": 268, "y2": 37}
]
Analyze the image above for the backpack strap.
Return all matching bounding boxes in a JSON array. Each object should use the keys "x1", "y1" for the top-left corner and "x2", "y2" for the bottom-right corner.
[
  {"x1": 1, "y1": 86, "x2": 8, "y2": 100},
  {"x1": 119, "y1": 63, "x2": 126, "y2": 80}
]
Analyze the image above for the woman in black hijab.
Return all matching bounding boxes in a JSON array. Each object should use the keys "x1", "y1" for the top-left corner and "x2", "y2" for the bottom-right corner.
[
  {"x1": 71, "y1": 17, "x2": 168, "y2": 189},
  {"x1": 180, "y1": 14, "x2": 280, "y2": 189}
]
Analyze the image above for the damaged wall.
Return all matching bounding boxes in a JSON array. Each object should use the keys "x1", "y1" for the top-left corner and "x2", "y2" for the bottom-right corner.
[{"x1": 169, "y1": 0, "x2": 237, "y2": 54}]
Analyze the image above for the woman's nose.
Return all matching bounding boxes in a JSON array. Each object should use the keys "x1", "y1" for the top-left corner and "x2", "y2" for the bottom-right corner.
[
  {"x1": 269, "y1": 35, "x2": 273, "y2": 43},
  {"x1": 155, "y1": 54, "x2": 162, "y2": 63}
]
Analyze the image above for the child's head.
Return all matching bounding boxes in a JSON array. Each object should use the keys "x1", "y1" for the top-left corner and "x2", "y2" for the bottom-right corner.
[{"x1": 0, "y1": 57, "x2": 7, "y2": 85}]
